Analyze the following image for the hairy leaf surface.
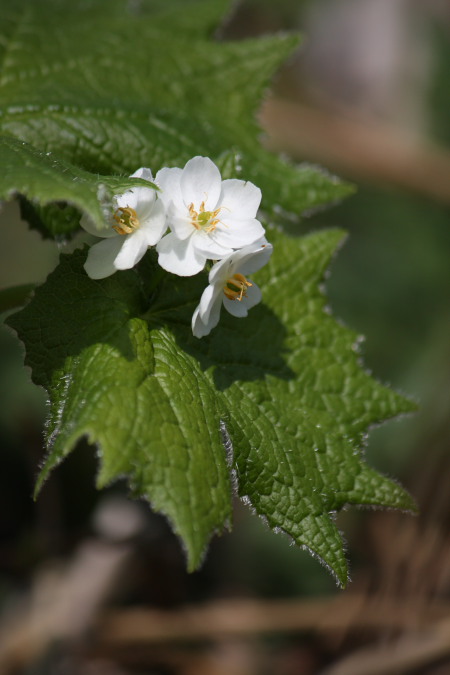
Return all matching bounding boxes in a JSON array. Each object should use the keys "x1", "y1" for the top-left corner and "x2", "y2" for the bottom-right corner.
[
  {"x1": 8, "y1": 229, "x2": 415, "y2": 583},
  {"x1": 0, "y1": 0, "x2": 352, "y2": 236},
  {"x1": 2, "y1": 0, "x2": 414, "y2": 583}
]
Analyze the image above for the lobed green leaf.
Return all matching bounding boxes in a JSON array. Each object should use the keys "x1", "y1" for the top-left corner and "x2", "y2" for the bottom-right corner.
[
  {"x1": 2, "y1": 0, "x2": 414, "y2": 583},
  {"x1": 8, "y1": 229, "x2": 416, "y2": 584},
  {"x1": 0, "y1": 0, "x2": 352, "y2": 238}
]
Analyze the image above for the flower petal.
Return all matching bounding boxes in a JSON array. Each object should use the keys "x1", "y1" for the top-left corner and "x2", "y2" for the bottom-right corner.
[
  {"x1": 223, "y1": 295, "x2": 249, "y2": 318},
  {"x1": 213, "y1": 217, "x2": 265, "y2": 248},
  {"x1": 180, "y1": 156, "x2": 222, "y2": 210},
  {"x1": 192, "y1": 231, "x2": 230, "y2": 259},
  {"x1": 117, "y1": 188, "x2": 157, "y2": 223},
  {"x1": 242, "y1": 281, "x2": 262, "y2": 310},
  {"x1": 169, "y1": 212, "x2": 195, "y2": 240},
  {"x1": 192, "y1": 307, "x2": 212, "y2": 338},
  {"x1": 198, "y1": 283, "x2": 223, "y2": 322},
  {"x1": 223, "y1": 281, "x2": 262, "y2": 318},
  {"x1": 192, "y1": 306, "x2": 207, "y2": 338},
  {"x1": 237, "y1": 241, "x2": 273, "y2": 275},
  {"x1": 115, "y1": 188, "x2": 139, "y2": 211},
  {"x1": 155, "y1": 167, "x2": 185, "y2": 211},
  {"x1": 157, "y1": 232, "x2": 205, "y2": 276},
  {"x1": 114, "y1": 230, "x2": 148, "y2": 270},
  {"x1": 140, "y1": 199, "x2": 167, "y2": 246},
  {"x1": 208, "y1": 255, "x2": 233, "y2": 284},
  {"x1": 219, "y1": 179, "x2": 261, "y2": 219},
  {"x1": 192, "y1": 287, "x2": 223, "y2": 337},
  {"x1": 130, "y1": 167, "x2": 154, "y2": 182},
  {"x1": 80, "y1": 212, "x2": 116, "y2": 238},
  {"x1": 84, "y1": 236, "x2": 125, "y2": 279}
]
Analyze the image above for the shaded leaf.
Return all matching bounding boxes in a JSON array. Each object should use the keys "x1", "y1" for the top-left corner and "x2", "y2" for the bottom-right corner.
[
  {"x1": 0, "y1": 0, "x2": 352, "y2": 238},
  {"x1": 8, "y1": 229, "x2": 415, "y2": 583}
]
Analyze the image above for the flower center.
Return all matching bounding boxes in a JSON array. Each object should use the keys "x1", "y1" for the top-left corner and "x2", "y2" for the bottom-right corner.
[
  {"x1": 112, "y1": 206, "x2": 140, "y2": 235},
  {"x1": 189, "y1": 201, "x2": 221, "y2": 233},
  {"x1": 223, "y1": 273, "x2": 253, "y2": 301}
]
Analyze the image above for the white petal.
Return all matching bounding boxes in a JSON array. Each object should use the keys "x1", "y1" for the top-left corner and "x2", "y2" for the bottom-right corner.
[
  {"x1": 192, "y1": 306, "x2": 208, "y2": 338},
  {"x1": 140, "y1": 199, "x2": 167, "y2": 246},
  {"x1": 132, "y1": 185, "x2": 157, "y2": 206},
  {"x1": 115, "y1": 188, "x2": 139, "y2": 211},
  {"x1": 223, "y1": 295, "x2": 249, "y2": 318},
  {"x1": 155, "y1": 167, "x2": 185, "y2": 211},
  {"x1": 121, "y1": 189, "x2": 157, "y2": 225},
  {"x1": 116, "y1": 184, "x2": 158, "y2": 213},
  {"x1": 208, "y1": 255, "x2": 234, "y2": 284},
  {"x1": 223, "y1": 282, "x2": 262, "y2": 318},
  {"x1": 192, "y1": 289, "x2": 223, "y2": 338},
  {"x1": 207, "y1": 293, "x2": 223, "y2": 330},
  {"x1": 219, "y1": 179, "x2": 261, "y2": 219},
  {"x1": 193, "y1": 231, "x2": 230, "y2": 259},
  {"x1": 198, "y1": 283, "x2": 223, "y2": 323},
  {"x1": 237, "y1": 241, "x2": 273, "y2": 275},
  {"x1": 212, "y1": 216, "x2": 265, "y2": 249},
  {"x1": 116, "y1": 169, "x2": 157, "y2": 211},
  {"x1": 192, "y1": 306, "x2": 214, "y2": 338},
  {"x1": 80, "y1": 212, "x2": 116, "y2": 238},
  {"x1": 84, "y1": 237, "x2": 125, "y2": 279},
  {"x1": 242, "y1": 281, "x2": 262, "y2": 310},
  {"x1": 114, "y1": 230, "x2": 148, "y2": 270},
  {"x1": 157, "y1": 232, "x2": 205, "y2": 276},
  {"x1": 180, "y1": 157, "x2": 222, "y2": 210},
  {"x1": 130, "y1": 167, "x2": 154, "y2": 182},
  {"x1": 170, "y1": 212, "x2": 195, "y2": 240}
]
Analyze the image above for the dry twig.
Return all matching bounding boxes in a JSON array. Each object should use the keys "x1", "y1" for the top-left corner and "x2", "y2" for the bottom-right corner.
[{"x1": 260, "y1": 97, "x2": 450, "y2": 204}]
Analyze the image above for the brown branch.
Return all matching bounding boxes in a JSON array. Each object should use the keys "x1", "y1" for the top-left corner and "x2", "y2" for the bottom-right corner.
[
  {"x1": 0, "y1": 541, "x2": 131, "y2": 672},
  {"x1": 94, "y1": 595, "x2": 450, "y2": 647},
  {"x1": 0, "y1": 497, "x2": 146, "y2": 674},
  {"x1": 260, "y1": 97, "x2": 450, "y2": 204},
  {"x1": 321, "y1": 615, "x2": 450, "y2": 675}
]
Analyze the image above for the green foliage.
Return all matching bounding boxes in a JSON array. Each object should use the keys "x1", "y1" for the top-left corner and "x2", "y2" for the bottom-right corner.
[
  {"x1": 0, "y1": 283, "x2": 35, "y2": 313},
  {"x1": 8, "y1": 228, "x2": 416, "y2": 583},
  {"x1": 2, "y1": 0, "x2": 414, "y2": 584},
  {"x1": 0, "y1": 0, "x2": 352, "y2": 235},
  {"x1": 0, "y1": 135, "x2": 157, "y2": 235}
]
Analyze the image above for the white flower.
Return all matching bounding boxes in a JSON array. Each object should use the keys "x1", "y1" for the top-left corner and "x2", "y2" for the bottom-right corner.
[
  {"x1": 81, "y1": 168, "x2": 167, "y2": 279},
  {"x1": 155, "y1": 156, "x2": 265, "y2": 277},
  {"x1": 192, "y1": 240, "x2": 273, "y2": 338}
]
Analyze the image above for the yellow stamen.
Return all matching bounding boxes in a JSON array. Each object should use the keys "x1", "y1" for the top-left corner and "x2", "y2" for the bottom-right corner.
[
  {"x1": 189, "y1": 200, "x2": 221, "y2": 233},
  {"x1": 223, "y1": 273, "x2": 253, "y2": 301},
  {"x1": 112, "y1": 206, "x2": 140, "y2": 235}
]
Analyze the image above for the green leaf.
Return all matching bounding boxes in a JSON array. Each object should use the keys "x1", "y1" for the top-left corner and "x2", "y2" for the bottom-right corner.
[
  {"x1": 0, "y1": 0, "x2": 352, "y2": 238},
  {"x1": 7, "y1": 250, "x2": 232, "y2": 570},
  {"x1": 18, "y1": 197, "x2": 81, "y2": 240},
  {"x1": 8, "y1": 229, "x2": 416, "y2": 584},
  {"x1": 0, "y1": 283, "x2": 35, "y2": 313},
  {"x1": 2, "y1": 0, "x2": 413, "y2": 583},
  {"x1": 0, "y1": 134, "x2": 157, "y2": 234}
]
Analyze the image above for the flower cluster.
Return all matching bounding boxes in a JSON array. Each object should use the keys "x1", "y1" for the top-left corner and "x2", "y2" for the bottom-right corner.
[{"x1": 81, "y1": 157, "x2": 272, "y2": 337}]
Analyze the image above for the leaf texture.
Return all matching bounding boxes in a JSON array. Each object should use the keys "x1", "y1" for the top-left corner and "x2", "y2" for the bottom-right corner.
[
  {"x1": 8, "y1": 229, "x2": 416, "y2": 583},
  {"x1": 0, "y1": 0, "x2": 352, "y2": 237}
]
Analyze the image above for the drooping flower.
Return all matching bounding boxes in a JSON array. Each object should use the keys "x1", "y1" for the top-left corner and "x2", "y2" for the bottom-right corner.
[
  {"x1": 192, "y1": 240, "x2": 273, "y2": 338},
  {"x1": 81, "y1": 168, "x2": 167, "y2": 279},
  {"x1": 156, "y1": 156, "x2": 265, "y2": 277}
]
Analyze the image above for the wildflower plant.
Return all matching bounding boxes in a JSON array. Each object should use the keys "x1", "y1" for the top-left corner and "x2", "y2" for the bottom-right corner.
[
  {"x1": 81, "y1": 168, "x2": 167, "y2": 279},
  {"x1": 192, "y1": 240, "x2": 273, "y2": 338},
  {"x1": 1, "y1": 0, "x2": 416, "y2": 586},
  {"x1": 156, "y1": 156, "x2": 265, "y2": 276}
]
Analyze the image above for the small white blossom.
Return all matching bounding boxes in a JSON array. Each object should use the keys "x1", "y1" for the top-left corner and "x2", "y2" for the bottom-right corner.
[
  {"x1": 192, "y1": 240, "x2": 273, "y2": 338},
  {"x1": 156, "y1": 156, "x2": 265, "y2": 277},
  {"x1": 81, "y1": 168, "x2": 167, "y2": 279}
]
